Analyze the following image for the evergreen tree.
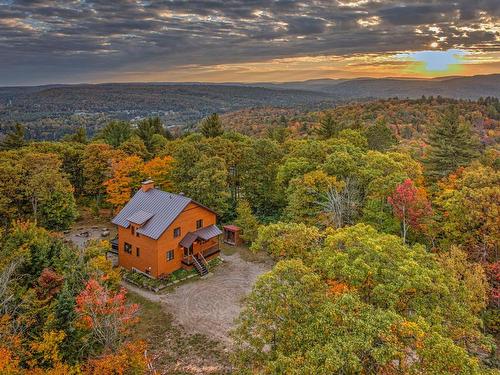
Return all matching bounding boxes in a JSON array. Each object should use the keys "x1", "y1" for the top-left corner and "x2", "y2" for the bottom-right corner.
[
  {"x1": 0, "y1": 123, "x2": 26, "y2": 150},
  {"x1": 315, "y1": 112, "x2": 342, "y2": 139},
  {"x1": 99, "y1": 120, "x2": 132, "y2": 147},
  {"x1": 365, "y1": 119, "x2": 397, "y2": 151},
  {"x1": 200, "y1": 113, "x2": 223, "y2": 138},
  {"x1": 64, "y1": 127, "x2": 87, "y2": 143},
  {"x1": 234, "y1": 200, "x2": 259, "y2": 244},
  {"x1": 136, "y1": 117, "x2": 168, "y2": 153},
  {"x1": 424, "y1": 107, "x2": 479, "y2": 180}
]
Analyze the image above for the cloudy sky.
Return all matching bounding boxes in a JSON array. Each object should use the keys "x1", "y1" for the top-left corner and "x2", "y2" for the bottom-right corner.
[{"x1": 1, "y1": 0, "x2": 499, "y2": 85}]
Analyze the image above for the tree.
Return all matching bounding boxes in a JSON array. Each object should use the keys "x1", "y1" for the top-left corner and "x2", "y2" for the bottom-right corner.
[
  {"x1": 234, "y1": 200, "x2": 259, "y2": 244},
  {"x1": 250, "y1": 222, "x2": 322, "y2": 262},
  {"x1": 135, "y1": 117, "x2": 168, "y2": 154},
  {"x1": 200, "y1": 113, "x2": 223, "y2": 138},
  {"x1": 314, "y1": 112, "x2": 342, "y2": 139},
  {"x1": 285, "y1": 170, "x2": 342, "y2": 225},
  {"x1": 233, "y1": 255, "x2": 486, "y2": 374},
  {"x1": 435, "y1": 163, "x2": 499, "y2": 262},
  {"x1": 18, "y1": 152, "x2": 77, "y2": 230},
  {"x1": 99, "y1": 120, "x2": 132, "y2": 147},
  {"x1": 63, "y1": 127, "x2": 87, "y2": 144},
  {"x1": 83, "y1": 143, "x2": 122, "y2": 206},
  {"x1": 387, "y1": 179, "x2": 432, "y2": 243},
  {"x1": 143, "y1": 156, "x2": 174, "y2": 191},
  {"x1": 104, "y1": 155, "x2": 144, "y2": 208},
  {"x1": 0, "y1": 123, "x2": 26, "y2": 150},
  {"x1": 365, "y1": 119, "x2": 397, "y2": 151},
  {"x1": 317, "y1": 178, "x2": 359, "y2": 228},
  {"x1": 119, "y1": 135, "x2": 150, "y2": 159},
  {"x1": 187, "y1": 156, "x2": 230, "y2": 217},
  {"x1": 75, "y1": 279, "x2": 138, "y2": 351},
  {"x1": 424, "y1": 107, "x2": 479, "y2": 181}
]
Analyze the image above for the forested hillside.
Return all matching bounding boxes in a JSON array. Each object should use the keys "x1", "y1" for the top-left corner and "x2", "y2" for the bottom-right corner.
[
  {"x1": 1, "y1": 74, "x2": 499, "y2": 141},
  {"x1": 0, "y1": 100, "x2": 498, "y2": 373},
  {"x1": 0, "y1": 84, "x2": 334, "y2": 140}
]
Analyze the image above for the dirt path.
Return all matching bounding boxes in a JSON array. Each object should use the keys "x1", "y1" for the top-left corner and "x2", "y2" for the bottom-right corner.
[{"x1": 126, "y1": 247, "x2": 272, "y2": 343}]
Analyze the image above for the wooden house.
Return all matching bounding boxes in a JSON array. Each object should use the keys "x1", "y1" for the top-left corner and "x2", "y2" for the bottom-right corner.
[{"x1": 111, "y1": 180, "x2": 222, "y2": 277}]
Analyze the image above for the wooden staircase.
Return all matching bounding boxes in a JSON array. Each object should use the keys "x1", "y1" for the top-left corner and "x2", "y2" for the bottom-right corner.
[{"x1": 192, "y1": 254, "x2": 209, "y2": 276}]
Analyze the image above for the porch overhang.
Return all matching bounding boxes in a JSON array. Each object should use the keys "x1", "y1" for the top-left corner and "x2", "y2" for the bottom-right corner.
[{"x1": 179, "y1": 224, "x2": 222, "y2": 248}]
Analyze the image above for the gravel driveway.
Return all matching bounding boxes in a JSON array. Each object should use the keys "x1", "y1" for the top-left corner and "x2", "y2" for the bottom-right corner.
[{"x1": 125, "y1": 247, "x2": 273, "y2": 343}]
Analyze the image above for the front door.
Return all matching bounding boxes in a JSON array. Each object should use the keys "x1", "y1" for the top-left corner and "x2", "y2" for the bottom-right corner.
[{"x1": 183, "y1": 245, "x2": 193, "y2": 257}]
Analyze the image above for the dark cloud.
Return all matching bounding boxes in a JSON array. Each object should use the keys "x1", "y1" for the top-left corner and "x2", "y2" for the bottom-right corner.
[{"x1": 0, "y1": 0, "x2": 498, "y2": 85}]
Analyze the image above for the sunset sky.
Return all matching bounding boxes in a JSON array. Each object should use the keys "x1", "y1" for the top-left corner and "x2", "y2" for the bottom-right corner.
[{"x1": 1, "y1": 0, "x2": 499, "y2": 86}]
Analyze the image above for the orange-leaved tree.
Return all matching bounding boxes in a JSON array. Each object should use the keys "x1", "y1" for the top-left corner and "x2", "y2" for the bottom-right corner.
[{"x1": 75, "y1": 278, "x2": 139, "y2": 352}]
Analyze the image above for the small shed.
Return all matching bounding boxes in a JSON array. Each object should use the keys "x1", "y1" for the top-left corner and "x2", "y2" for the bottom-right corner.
[{"x1": 222, "y1": 225, "x2": 242, "y2": 246}]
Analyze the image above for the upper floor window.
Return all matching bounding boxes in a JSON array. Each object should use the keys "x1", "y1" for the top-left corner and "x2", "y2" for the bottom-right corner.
[
  {"x1": 173, "y1": 227, "x2": 181, "y2": 238},
  {"x1": 166, "y1": 249, "x2": 174, "y2": 261},
  {"x1": 124, "y1": 242, "x2": 132, "y2": 254},
  {"x1": 131, "y1": 226, "x2": 135, "y2": 235},
  {"x1": 196, "y1": 219, "x2": 203, "y2": 229},
  {"x1": 136, "y1": 247, "x2": 140, "y2": 257}
]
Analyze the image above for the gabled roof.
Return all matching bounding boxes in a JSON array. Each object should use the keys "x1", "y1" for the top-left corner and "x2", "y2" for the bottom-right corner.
[
  {"x1": 179, "y1": 225, "x2": 223, "y2": 248},
  {"x1": 112, "y1": 188, "x2": 212, "y2": 240}
]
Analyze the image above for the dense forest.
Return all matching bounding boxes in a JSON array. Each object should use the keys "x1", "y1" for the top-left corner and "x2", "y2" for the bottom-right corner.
[{"x1": 0, "y1": 98, "x2": 499, "y2": 373}]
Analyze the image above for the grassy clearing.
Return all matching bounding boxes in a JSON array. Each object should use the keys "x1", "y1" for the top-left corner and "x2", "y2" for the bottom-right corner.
[{"x1": 127, "y1": 291, "x2": 231, "y2": 374}]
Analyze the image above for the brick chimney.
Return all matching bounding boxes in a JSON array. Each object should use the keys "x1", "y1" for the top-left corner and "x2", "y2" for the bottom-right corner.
[{"x1": 141, "y1": 180, "x2": 154, "y2": 192}]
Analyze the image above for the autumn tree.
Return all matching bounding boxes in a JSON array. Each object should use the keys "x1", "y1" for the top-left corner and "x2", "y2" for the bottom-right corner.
[
  {"x1": 200, "y1": 113, "x2": 224, "y2": 138},
  {"x1": 387, "y1": 178, "x2": 432, "y2": 243},
  {"x1": 424, "y1": 106, "x2": 479, "y2": 181},
  {"x1": 76, "y1": 279, "x2": 138, "y2": 351},
  {"x1": 143, "y1": 155, "x2": 174, "y2": 190},
  {"x1": 435, "y1": 163, "x2": 499, "y2": 262},
  {"x1": 104, "y1": 155, "x2": 144, "y2": 208},
  {"x1": 234, "y1": 200, "x2": 259, "y2": 244},
  {"x1": 251, "y1": 222, "x2": 322, "y2": 262},
  {"x1": 83, "y1": 143, "x2": 122, "y2": 207},
  {"x1": 285, "y1": 170, "x2": 343, "y2": 225}
]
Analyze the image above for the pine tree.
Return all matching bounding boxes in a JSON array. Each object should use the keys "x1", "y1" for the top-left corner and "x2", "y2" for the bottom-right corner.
[
  {"x1": 234, "y1": 200, "x2": 259, "y2": 244},
  {"x1": 315, "y1": 112, "x2": 342, "y2": 139},
  {"x1": 365, "y1": 119, "x2": 397, "y2": 151},
  {"x1": 424, "y1": 107, "x2": 479, "y2": 181},
  {"x1": 136, "y1": 116, "x2": 168, "y2": 153},
  {"x1": 200, "y1": 113, "x2": 223, "y2": 138},
  {"x1": 0, "y1": 123, "x2": 26, "y2": 150}
]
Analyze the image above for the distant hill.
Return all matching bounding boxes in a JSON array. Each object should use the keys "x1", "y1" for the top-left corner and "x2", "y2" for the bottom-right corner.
[
  {"x1": 0, "y1": 74, "x2": 498, "y2": 140},
  {"x1": 0, "y1": 84, "x2": 334, "y2": 139},
  {"x1": 252, "y1": 74, "x2": 500, "y2": 99}
]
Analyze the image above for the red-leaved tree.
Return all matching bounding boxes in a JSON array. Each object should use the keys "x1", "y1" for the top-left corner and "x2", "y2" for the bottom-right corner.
[
  {"x1": 76, "y1": 279, "x2": 139, "y2": 351},
  {"x1": 388, "y1": 179, "x2": 432, "y2": 243}
]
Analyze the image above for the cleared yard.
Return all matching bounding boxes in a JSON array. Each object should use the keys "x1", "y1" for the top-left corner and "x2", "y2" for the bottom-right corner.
[
  {"x1": 127, "y1": 245, "x2": 273, "y2": 343},
  {"x1": 126, "y1": 245, "x2": 273, "y2": 374}
]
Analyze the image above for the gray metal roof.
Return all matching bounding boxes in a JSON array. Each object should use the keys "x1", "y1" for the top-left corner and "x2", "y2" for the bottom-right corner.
[
  {"x1": 179, "y1": 224, "x2": 223, "y2": 248},
  {"x1": 112, "y1": 188, "x2": 192, "y2": 240},
  {"x1": 126, "y1": 210, "x2": 154, "y2": 225}
]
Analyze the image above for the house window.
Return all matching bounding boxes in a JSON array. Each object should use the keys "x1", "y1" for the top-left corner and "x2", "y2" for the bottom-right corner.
[
  {"x1": 136, "y1": 247, "x2": 140, "y2": 257},
  {"x1": 166, "y1": 249, "x2": 174, "y2": 261},
  {"x1": 131, "y1": 226, "x2": 135, "y2": 235},
  {"x1": 173, "y1": 227, "x2": 181, "y2": 238},
  {"x1": 196, "y1": 219, "x2": 203, "y2": 229},
  {"x1": 124, "y1": 242, "x2": 132, "y2": 254}
]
